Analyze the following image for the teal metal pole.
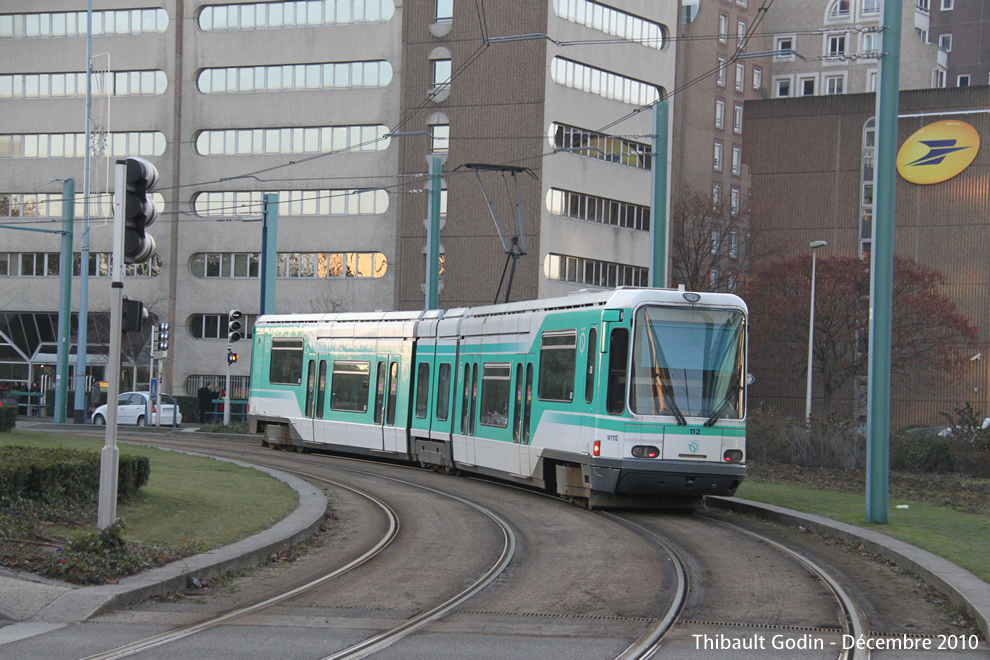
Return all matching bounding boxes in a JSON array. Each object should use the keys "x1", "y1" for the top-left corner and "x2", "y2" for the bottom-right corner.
[
  {"x1": 260, "y1": 193, "x2": 279, "y2": 315},
  {"x1": 426, "y1": 157, "x2": 442, "y2": 310},
  {"x1": 55, "y1": 179, "x2": 75, "y2": 423},
  {"x1": 650, "y1": 101, "x2": 669, "y2": 288},
  {"x1": 867, "y1": 0, "x2": 902, "y2": 524}
]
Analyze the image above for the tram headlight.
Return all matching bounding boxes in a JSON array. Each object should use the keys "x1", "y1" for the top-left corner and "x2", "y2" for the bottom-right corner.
[
  {"x1": 631, "y1": 445, "x2": 660, "y2": 459},
  {"x1": 723, "y1": 449, "x2": 744, "y2": 463}
]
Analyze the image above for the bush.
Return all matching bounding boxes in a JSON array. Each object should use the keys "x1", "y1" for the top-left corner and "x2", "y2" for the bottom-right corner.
[
  {"x1": 745, "y1": 406, "x2": 796, "y2": 464},
  {"x1": 0, "y1": 446, "x2": 150, "y2": 506},
  {"x1": 746, "y1": 409, "x2": 865, "y2": 468},
  {"x1": 0, "y1": 406, "x2": 15, "y2": 432},
  {"x1": 890, "y1": 432, "x2": 961, "y2": 473}
]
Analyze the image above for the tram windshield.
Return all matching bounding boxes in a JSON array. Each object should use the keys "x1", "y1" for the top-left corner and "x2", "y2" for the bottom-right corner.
[{"x1": 630, "y1": 305, "x2": 745, "y2": 421}]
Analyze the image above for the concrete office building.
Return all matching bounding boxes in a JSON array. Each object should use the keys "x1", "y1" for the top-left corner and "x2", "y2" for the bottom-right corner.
[{"x1": 0, "y1": 1, "x2": 676, "y2": 406}]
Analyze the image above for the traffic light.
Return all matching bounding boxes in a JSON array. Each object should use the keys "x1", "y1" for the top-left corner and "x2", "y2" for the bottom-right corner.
[
  {"x1": 157, "y1": 322, "x2": 170, "y2": 354},
  {"x1": 227, "y1": 350, "x2": 238, "y2": 365},
  {"x1": 122, "y1": 297, "x2": 148, "y2": 333},
  {"x1": 123, "y1": 156, "x2": 159, "y2": 264},
  {"x1": 227, "y1": 309, "x2": 243, "y2": 343}
]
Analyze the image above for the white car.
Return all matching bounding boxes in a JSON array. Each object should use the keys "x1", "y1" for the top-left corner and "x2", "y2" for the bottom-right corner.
[{"x1": 91, "y1": 391, "x2": 183, "y2": 426}]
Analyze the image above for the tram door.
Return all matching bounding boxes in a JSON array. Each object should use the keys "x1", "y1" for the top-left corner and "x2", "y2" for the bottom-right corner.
[
  {"x1": 514, "y1": 360, "x2": 535, "y2": 474},
  {"x1": 306, "y1": 358, "x2": 328, "y2": 444},
  {"x1": 303, "y1": 358, "x2": 318, "y2": 443},
  {"x1": 373, "y1": 356, "x2": 401, "y2": 452}
]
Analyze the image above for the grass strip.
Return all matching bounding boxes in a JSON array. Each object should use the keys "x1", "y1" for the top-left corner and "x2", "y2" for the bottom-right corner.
[
  {"x1": 0, "y1": 430, "x2": 297, "y2": 550},
  {"x1": 737, "y1": 480, "x2": 990, "y2": 582}
]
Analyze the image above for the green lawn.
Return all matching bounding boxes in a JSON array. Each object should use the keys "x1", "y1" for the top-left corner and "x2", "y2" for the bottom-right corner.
[
  {"x1": 0, "y1": 430, "x2": 298, "y2": 549},
  {"x1": 737, "y1": 480, "x2": 990, "y2": 582}
]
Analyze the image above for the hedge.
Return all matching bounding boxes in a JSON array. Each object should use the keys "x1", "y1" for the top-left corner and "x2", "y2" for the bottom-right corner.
[
  {"x1": 0, "y1": 446, "x2": 150, "y2": 504},
  {"x1": 0, "y1": 406, "x2": 15, "y2": 432}
]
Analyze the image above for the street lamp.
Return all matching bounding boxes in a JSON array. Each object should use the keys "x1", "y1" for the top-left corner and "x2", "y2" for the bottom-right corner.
[{"x1": 806, "y1": 241, "x2": 827, "y2": 421}]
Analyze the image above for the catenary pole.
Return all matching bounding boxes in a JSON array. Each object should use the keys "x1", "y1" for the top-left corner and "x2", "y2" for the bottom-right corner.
[
  {"x1": 55, "y1": 179, "x2": 75, "y2": 424},
  {"x1": 426, "y1": 156, "x2": 442, "y2": 310},
  {"x1": 74, "y1": 0, "x2": 94, "y2": 423},
  {"x1": 650, "y1": 101, "x2": 669, "y2": 288},
  {"x1": 866, "y1": 0, "x2": 902, "y2": 524}
]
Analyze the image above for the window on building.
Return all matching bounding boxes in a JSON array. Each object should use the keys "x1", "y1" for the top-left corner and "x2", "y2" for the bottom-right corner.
[
  {"x1": 550, "y1": 57, "x2": 661, "y2": 106},
  {"x1": 827, "y1": 34, "x2": 846, "y2": 57},
  {"x1": 869, "y1": 70, "x2": 878, "y2": 91},
  {"x1": 546, "y1": 188, "x2": 651, "y2": 231},
  {"x1": 550, "y1": 123, "x2": 652, "y2": 170},
  {"x1": 433, "y1": 59, "x2": 451, "y2": 91},
  {"x1": 719, "y1": 14, "x2": 728, "y2": 43},
  {"x1": 553, "y1": 0, "x2": 667, "y2": 49},
  {"x1": 729, "y1": 229, "x2": 739, "y2": 258},
  {"x1": 775, "y1": 78, "x2": 791, "y2": 97},
  {"x1": 957, "y1": 74, "x2": 970, "y2": 87},
  {"x1": 198, "y1": 1, "x2": 396, "y2": 31},
  {"x1": 715, "y1": 99, "x2": 724, "y2": 129},
  {"x1": 752, "y1": 66, "x2": 762, "y2": 90},
  {"x1": 731, "y1": 145, "x2": 741, "y2": 175},
  {"x1": 737, "y1": 20, "x2": 747, "y2": 47},
  {"x1": 863, "y1": 0, "x2": 880, "y2": 13},
  {"x1": 714, "y1": 140, "x2": 723, "y2": 171},
  {"x1": 801, "y1": 78, "x2": 815, "y2": 95},
  {"x1": 730, "y1": 187, "x2": 740, "y2": 215},
  {"x1": 941, "y1": 0, "x2": 954, "y2": 9},
  {"x1": 825, "y1": 75, "x2": 844, "y2": 94},
  {"x1": 716, "y1": 57, "x2": 727, "y2": 86},
  {"x1": 733, "y1": 104, "x2": 743, "y2": 133},
  {"x1": 829, "y1": 0, "x2": 850, "y2": 18},
  {"x1": 735, "y1": 63, "x2": 745, "y2": 92},
  {"x1": 712, "y1": 183, "x2": 721, "y2": 207},
  {"x1": 933, "y1": 69, "x2": 946, "y2": 87},
  {"x1": 431, "y1": 123, "x2": 449, "y2": 152},
  {"x1": 543, "y1": 254, "x2": 648, "y2": 289},
  {"x1": 939, "y1": 33, "x2": 952, "y2": 51},
  {"x1": 775, "y1": 36, "x2": 794, "y2": 58},
  {"x1": 436, "y1": 0, "x2": 453, "y2": 22}
]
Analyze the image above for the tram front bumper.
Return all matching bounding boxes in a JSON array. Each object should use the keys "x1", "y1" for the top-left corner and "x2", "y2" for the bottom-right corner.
[{"x1": 594, "y1": 459, "x2": 746, "y2": 497}]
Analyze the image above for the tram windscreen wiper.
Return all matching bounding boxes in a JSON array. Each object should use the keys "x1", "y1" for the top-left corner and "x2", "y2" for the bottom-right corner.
[{"x1": 704, "y1": 384, "x2": 742, "y2": 427}]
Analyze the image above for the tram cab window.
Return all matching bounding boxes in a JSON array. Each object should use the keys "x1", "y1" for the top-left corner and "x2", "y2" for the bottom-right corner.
[
  {"x1": 538, "y1": 330, "x2": 576, "y2": 402},
  {"x1": 606, "y1": 328, "x2": 629, "y2": 415}
]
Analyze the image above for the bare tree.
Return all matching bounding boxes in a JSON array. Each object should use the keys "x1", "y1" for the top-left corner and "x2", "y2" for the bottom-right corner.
[{"x1": 670, "y1": 188, "x2": 748, "y2": 293}]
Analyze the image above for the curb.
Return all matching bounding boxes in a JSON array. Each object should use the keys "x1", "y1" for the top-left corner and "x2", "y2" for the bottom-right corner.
[{"x1": 708, "y1": 496, "x2": 990, "y2": 642}]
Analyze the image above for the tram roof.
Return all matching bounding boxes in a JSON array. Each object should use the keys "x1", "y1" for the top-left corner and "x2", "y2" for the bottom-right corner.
[{"x1": 254, "y1": 288, "x2": 746, "y2": 340}]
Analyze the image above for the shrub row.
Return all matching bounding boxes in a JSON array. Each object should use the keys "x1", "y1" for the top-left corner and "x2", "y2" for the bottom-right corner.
[
  {"x1": 0, "y1": 445, "x2": 150, "y2": 505},
  {"x1": 747, "y1": 406, "x2": 990, "y2": 476}
]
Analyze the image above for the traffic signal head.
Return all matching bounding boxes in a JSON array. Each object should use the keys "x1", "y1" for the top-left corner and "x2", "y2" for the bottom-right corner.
[
  {"x1": 122, "y1": 297, "x2": 148, "y2": 333},
  {"x1": 227, "y1": 309, "x2": 243, "y2": 343},
  {"x1": 227, "y1": 350, "x2": 238, "y2": 365},
  {"x1": 123, "y1": 156, "x2": 159, "y2": 264},
  {"x1": 157, "y1": 322, "x2": 170, "y2": 353}
]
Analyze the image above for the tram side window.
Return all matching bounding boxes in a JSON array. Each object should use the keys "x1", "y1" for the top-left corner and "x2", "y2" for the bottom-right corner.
[
  {"x1": 460, "y1": 363, "x2": 471, "y2": 433},
  {"x1": 436, "y1": 362, "x2": 451, "y2": 421},
  {"x1": 480, "y1": 363, "x2": 511, "y2": 427},
  {"x1": 585, "y1": 327, "x2": 597, "y2": 404},
  {"x1": 415, "y1": 362, "x2": 430, "y2": 419},
  {"x1": 270, "y1": 338, "x2": 304, "y2": 384},
  {"x1": 606, "y1": 328, "x2": 629, "y2": 415},
  {"x1": 330, "y1": 361, "x2": 370, "y2": 412},
  {"x1": 538, "y1": 330, "x2": 576, "y2": 402}
]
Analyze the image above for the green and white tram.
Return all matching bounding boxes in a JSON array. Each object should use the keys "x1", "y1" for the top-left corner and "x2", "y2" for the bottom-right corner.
[{"x1": 248, "y1": 287, "x2": 748, "y2": 507}]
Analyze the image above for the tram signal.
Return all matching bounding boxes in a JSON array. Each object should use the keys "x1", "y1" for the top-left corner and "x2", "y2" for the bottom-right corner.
[
  {"x1": 227, "y1": 309, "x2": 243, "y2": 343},
  {"x1": 122, "y1": 156, "x2": 159, "y2": 264},
  {"x1": 227, "y1": 350, "x2": 238, "y2": 365},
  {"x1": 157, "y1": 322, "x2": 170, "y2": 354},
  {"x1": 122, "y1": 297, "x2": 147, "y2": 333}
]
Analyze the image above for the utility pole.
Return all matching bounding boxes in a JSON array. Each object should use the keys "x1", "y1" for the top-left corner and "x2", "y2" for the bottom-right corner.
[
  {"x1": 650, "y1": 101, "x2": 670, "y2": 288},
  {"x1": 55, "y1": 179, "x2": 75, "y2": 424}
]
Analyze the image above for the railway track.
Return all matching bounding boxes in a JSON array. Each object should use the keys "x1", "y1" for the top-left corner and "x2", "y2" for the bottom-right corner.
[{"x1": 48, "y1": 431, "x2": 977, "y2": 659}]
